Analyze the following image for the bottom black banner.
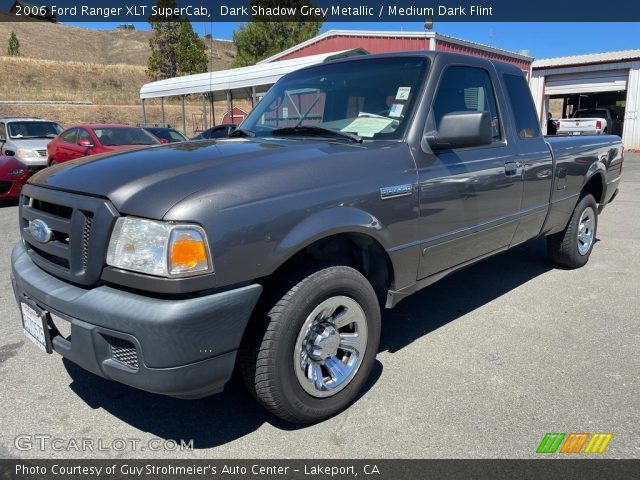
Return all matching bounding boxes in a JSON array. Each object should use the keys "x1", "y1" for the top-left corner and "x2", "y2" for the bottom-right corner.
[{"x1": 1, "y1": 459, "x2": 639, "y2": 480}]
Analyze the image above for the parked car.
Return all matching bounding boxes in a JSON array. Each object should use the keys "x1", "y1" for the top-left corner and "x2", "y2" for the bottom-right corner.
[
  {"x1": 10, "y1": 52, "x2": 622, "y2": 424},
  {"x1": 0, "y1": 118, "x2": 62, "y2": 171},
  {"x1": 47, "y1": 124, "x2": 161, "y2": 165},
  {"x1": 0, "y1": 156, "x2": 29, "y2": 200},
  {"x1": 557, "y1": 107, "x2": 624, "y2": 136},
  {"x1": 141, "y1": 126, "x2": 188, "y2": 143},
  {"x1": 190, "y1": 124, "x2": 236, "y2": 140}
]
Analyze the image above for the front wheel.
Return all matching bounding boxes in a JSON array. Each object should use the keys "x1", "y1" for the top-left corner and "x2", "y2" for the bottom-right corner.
[
  {"x1": 240, "y1": 266, "x2": 381, "y2": 423},
  {"x1": 547, "y1": 193, "x2": 598, "y2": 268}
]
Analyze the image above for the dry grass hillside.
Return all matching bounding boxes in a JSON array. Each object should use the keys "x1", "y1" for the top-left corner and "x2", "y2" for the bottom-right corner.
[
  {"x1": 0, "y1": 20, "x2": 238, "y2": 133},
  {"x1": 0, "y1": 20, "x2": 236, "y2": 69},
  {"x1": 0, "y1": 56, "x2": 148, "y2": 104}
]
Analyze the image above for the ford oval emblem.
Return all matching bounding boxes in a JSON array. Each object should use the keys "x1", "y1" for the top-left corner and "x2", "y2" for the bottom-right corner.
[{"x1": 29, "y1": 219, "x2": 53, "y2": 243}]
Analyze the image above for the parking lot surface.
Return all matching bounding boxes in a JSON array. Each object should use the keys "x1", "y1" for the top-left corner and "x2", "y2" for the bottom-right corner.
[{"x1": 0, "y1": 155, "x2": 638, "y2": 459}]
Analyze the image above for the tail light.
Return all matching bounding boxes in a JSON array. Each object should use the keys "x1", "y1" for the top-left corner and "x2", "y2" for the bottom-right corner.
[
  {"x1": 596, "y1": 120, "x2": 602, "y2": 130},
  {"x1": 556, "y1": 121, "x2": 560, "y2": 130}
]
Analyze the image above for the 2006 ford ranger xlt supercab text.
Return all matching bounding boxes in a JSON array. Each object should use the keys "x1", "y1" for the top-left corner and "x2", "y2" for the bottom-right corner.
[{"x1": 10, "y1": 52, "x2": 623, "y2": 423}]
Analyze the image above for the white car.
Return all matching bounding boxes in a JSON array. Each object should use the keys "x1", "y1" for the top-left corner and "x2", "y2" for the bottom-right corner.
[{"x1": 0, "y1": 118, "x2": 63, "y2": 170}]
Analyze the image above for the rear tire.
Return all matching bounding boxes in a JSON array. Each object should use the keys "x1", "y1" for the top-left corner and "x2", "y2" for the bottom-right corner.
[
  {"x1": 547, "y1": 193, "x2": 598, "y2": 268},
  {"x1": 239, "y1": 266, "x2": 381, "y2": 424}
]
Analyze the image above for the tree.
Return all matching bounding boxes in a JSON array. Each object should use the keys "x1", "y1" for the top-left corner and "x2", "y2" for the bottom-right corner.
[
  {"x1": 176, "y1": 21, "x2": 208, "y2": 76},
  {"x1": 147, "y1": 0, "x2": 208, "y2": 79},
  {"x1": 7, "y1": 31, "x2": 20, "y2": 57},
  {"x1": 147, "y1": 0, "x2": 181, "y2": 79},
  {"x1": 232, "y1": 0, "x2": 322, "y2": 67}
]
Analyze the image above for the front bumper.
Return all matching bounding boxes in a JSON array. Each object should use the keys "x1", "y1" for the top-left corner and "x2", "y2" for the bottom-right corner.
[{"x1": 11, "y1": 242, "x2": 262, "y2": 398}]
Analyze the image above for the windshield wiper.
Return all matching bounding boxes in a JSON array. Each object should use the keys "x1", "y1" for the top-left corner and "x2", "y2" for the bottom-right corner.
[
  {"x1": 228, "y1": 128, "x2": 255, "y2": 138},
  {"x1": 271, "y1": 126, "x2": 362, "y2": 143}
]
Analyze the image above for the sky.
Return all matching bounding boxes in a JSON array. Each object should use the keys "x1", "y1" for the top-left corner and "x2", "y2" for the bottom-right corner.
[{"x1": 69, "y1": 22, "x2": 640, "y2": 59}]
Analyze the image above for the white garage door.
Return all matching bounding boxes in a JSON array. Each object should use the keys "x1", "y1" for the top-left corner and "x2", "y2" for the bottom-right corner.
[{"x1": 545, "y1": 70, "x2": 628, "y2": 95}]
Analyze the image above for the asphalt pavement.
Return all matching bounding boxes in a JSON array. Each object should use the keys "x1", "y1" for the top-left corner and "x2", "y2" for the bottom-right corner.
[{"x1": 0, "y1": 155, "x2": 638, "y2": 459}]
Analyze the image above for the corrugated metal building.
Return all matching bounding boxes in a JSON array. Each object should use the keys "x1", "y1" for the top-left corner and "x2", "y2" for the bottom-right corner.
[
  {"x1": 258, "y1": 29, "x2": 532, "y2": 73},
  {"x1": 530, "y1": 50, "x2": 640, "y2": 148}
]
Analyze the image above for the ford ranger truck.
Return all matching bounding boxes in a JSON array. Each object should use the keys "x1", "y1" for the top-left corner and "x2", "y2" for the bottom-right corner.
[{"x1": 10, "y1": 52, "x2": 623, "y2": 423}]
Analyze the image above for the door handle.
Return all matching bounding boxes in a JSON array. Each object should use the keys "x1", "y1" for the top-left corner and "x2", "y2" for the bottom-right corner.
[{"x1": 504, "y1": 161, "x2": 522, "y2": 176}]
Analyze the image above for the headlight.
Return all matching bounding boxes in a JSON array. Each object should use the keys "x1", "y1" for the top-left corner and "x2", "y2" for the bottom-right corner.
[
  {"x1": 16, "y1": 148, "x2": 42, "y2": 161},
  {"x1": 106, "y1": 217, "x2": 212, "y2": 277},
  {"x1": 8, "y1": 168, "x2": 26, "y2": 176}
]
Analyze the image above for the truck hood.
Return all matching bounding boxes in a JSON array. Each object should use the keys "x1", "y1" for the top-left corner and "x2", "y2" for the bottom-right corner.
[{"x1": 28, "y1": 138, "x2": 375, "y2": 219}]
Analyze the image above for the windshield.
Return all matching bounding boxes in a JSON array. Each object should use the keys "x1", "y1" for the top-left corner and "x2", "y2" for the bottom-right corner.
[
  {"x1": 240, "y1": 57, "x2": 428, "y2": 140},
  {"x1": 93, "y1": 127, "x2": 160, "y2": 146},
  {"x1": 8, "y1": 121, "x2": 62, "y2": 139},
  {"x1": 146, "y1": 128, "x2": 187, "y2": 143},
  {"x1": 574, "y1": 110, "x2": 608, "y2": 119}
]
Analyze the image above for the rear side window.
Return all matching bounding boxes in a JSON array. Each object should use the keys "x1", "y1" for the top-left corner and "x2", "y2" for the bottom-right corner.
[
  {"x1": 503, "y1": 74, "x2": 541, "y2": 139},
  {"x1": 432, "y1": 66, "x2": 501, "y2": 140}
]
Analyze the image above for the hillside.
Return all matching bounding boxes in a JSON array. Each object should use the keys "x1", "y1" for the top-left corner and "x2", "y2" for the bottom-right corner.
[
  {"x1": 0, "y1": 20, "x2": 238, "y2": 134},
  {"x1": 0, "y1": 20, "x2": 236, "y2": 69}
]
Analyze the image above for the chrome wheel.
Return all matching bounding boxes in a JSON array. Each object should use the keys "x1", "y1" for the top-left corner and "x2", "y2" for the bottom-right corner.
[
  {"x1": 294, "y1": 295, "x2": 368, "y2": 398},
  {"x1": 577, "y1": 206, "x2": 595, "y2": 255}
]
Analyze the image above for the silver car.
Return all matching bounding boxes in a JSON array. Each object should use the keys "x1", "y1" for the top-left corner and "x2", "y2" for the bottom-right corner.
[{"x1": 0, "y1": 118, "x2": 63, "y2": 170}]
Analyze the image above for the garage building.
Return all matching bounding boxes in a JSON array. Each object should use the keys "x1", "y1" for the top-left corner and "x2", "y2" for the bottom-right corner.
[{"x1": 530, "y1": 50, "x2": 640, "y2": 148}]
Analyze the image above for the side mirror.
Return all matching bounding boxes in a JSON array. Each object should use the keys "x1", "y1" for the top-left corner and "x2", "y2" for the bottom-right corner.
[
  {"x1": 426, "y1": 111, "x2": 493, "y2": 150},
  {"x1": 159, "y1": 138, "x2": 169, "y2": 144},
  {"x1": 4, "y1": 149, "x2": 15, "y2": 156},
  {"x1": 78, "y1": 139, "x2": 94, "y2": 148}
]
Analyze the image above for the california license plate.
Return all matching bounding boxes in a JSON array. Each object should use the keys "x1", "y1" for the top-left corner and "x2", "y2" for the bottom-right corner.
[{"x1": 20, "y1": 301, "x2": 52, "y2": 353}]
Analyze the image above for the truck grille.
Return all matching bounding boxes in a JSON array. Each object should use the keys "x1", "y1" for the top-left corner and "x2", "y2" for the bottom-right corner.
[
  {"x1": 36, "y1": 149, "x2": 47, "y2": 157},
  {"x1": 20, "y1": 184, "x2": 118, "y2": 286}
]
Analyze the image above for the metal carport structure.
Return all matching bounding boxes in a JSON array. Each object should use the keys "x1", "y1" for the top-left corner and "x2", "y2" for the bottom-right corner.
[{"x1": 138, "y1": 49, "x2": 366, "y2": 133}]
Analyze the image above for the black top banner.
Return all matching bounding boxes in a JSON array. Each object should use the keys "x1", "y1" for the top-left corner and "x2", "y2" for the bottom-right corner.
[{"x1": 1, "y1": 0, "x2": 640, "y2": 22}]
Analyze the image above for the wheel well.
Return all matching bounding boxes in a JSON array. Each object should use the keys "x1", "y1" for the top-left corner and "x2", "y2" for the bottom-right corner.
[
  {"x1": 270, "y1": 233, "x2": 394, "y2": 299},
  {"x1": 582, "y1": 174, "x2": 604, "y2": 204}
]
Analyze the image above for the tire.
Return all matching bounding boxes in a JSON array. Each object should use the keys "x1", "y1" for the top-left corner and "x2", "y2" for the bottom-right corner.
[
  {"x1": 547, "y1": 193, "x2": 598, "y2": 268},
  {"x1": 239, "y1": 265, "x2": 381, "y2": 423},
  {"x1": 49, "y1": 160, "x2": 57, "y2": 166}
]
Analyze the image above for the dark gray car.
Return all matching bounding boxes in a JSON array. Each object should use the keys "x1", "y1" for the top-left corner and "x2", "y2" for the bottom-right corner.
[{"x1": 10, "y1": 52, "x2": 622, "y2": 423}]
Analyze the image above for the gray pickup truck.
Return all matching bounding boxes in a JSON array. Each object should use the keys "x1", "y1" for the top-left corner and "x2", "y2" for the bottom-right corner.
[{"x1": 10, "y1": 52, "x2": 623, "y2": 423}]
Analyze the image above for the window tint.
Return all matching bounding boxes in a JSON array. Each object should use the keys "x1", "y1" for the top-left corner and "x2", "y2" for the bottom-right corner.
[
  {"x1": 61, "y1": 129, "x2": 77, "y2": 143},
  {"x1": 503, "y1": 74, "x2": 541, "y2": 139},
  {"x1": 210, "y1": 128, "x2": 229, "y2": 138},
  {"x1": 77, "y1": 129, "x2": 92, "y2": 143},
  {"x1": 433, "y1": 66, "x2": 501, "y2": 140}
]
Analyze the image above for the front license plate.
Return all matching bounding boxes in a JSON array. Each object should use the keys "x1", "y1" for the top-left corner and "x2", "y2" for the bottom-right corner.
[
  {"x1": 20, "y1": 301, "x2": 52, "y2": 353},
  {"x1": 573, "y1": 132, "x2": 581, "y2": 135}
]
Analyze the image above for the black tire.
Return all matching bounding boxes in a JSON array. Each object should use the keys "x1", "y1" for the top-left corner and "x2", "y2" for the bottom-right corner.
[
  {"x1": 239, "y1": 265, "x2": 381, "y2": 424},
  {"x1": 547, "y1": 193, "x2": 598, "y2": 268},
  {"x1": 49, "y1": 160, "x2": 57, "y2": 166}
]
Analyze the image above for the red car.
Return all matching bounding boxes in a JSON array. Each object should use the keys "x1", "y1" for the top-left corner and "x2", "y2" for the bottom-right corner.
[
  {"x1": 0, "y1": 155, "x2": 29, "y2": 200},
  {"x1": 47, "y1": 124, "x2": 161, "y2": 166}
]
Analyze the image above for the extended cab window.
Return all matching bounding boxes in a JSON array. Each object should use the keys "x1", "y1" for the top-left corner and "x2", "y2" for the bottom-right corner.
[
  {"x1": 503, "y1": 74, "x2": 541, "y2": 139},
  {"x1": 432, "y1": 66, "x2": 501, "y2": 141}
]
